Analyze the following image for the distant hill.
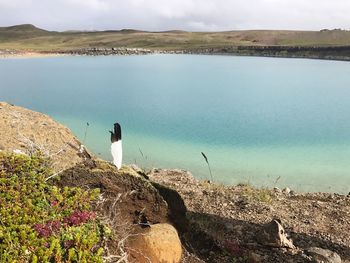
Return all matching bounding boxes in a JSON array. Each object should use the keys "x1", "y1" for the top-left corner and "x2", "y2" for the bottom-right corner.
[
  {"x1": 1, "y1": 24, "x2": 350, "y2": 52},
  {"x1": 0, "y1": 24, "x2": 48, "y2": 32},
  {"x1": 0, "y1": 24, "x2": 52, "y2": 42}
]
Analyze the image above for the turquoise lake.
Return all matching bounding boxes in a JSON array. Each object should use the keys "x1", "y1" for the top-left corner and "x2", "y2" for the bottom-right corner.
[{"x1": 1, "y1": 54, "x2": 350, "y2": 193}]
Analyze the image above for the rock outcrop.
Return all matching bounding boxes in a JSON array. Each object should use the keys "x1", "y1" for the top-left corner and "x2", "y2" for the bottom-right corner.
[{"x1": 0, "y1": 102, "x2": 88, "y2": 172}]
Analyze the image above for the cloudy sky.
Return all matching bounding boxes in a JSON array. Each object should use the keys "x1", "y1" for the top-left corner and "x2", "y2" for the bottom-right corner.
[{"x1": 0, "y1": 0, "x2": 349, "y2": 31}]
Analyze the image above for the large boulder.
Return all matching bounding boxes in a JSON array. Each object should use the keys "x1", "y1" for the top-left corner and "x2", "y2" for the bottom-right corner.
[{"x1": 128, "y1": 223, "x2": 182, "y2": 263}]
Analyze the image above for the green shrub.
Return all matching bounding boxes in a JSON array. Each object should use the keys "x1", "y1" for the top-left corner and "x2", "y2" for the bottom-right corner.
[
  {"x1": 0, "y1": 152, "x2": 106, "y2": 263},
  {"x1": 241, "y1": 184, "x2": 274, "y2": 204}
]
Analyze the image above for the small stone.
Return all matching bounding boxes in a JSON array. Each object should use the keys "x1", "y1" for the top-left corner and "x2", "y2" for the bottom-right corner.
[
  {"x1": 257, "y1": 219, "x2": 295, "y2": 249},
  {"x1": 301, "y1": 252, "x2": 312, "y2": 261},
  {"x1": 303, "y1": 219, "x2": 311, "y2": 224},
  {"x1": 305, "y1": 247, "x2": 341, "y2": 263},
  {"x1": 290, "y1": 190, "x2": 297, "y2": 196},
  {"x1": 269, "y1": 206, "x2": 276, "y2": 212},
  {"x1": 273, "y1": 187, "x2": 282, "y2": 193},
  {"x1": 233, "y1": 224, "x2": 244, "y2": 236},
  {"x1": 224, "y1": 222, "x2": 234, "y2": 231},
  {"x1": 282, "y1": 187, "x2": 291, "y2": 194},
  {"x1": 248, "y1": 252, "x2": 263, "y2": 263}
]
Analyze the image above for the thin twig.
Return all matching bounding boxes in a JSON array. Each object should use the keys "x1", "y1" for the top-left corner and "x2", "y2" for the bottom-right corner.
[
  {"x1": 83, "y1": 122, "x2": 89, "y2": 145},
  {"x1": 45, "y1": 170, "x2": 64, "y2": 181}
]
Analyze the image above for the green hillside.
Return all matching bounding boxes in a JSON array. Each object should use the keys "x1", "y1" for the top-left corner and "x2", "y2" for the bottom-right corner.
[{"x1": 1, "y1": 24, "x2": 350, "y2": 51}]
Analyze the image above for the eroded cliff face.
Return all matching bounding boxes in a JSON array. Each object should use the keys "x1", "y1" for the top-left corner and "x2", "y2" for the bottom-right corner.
[{"x1": 0, "y1": 102, "x2": 89, "y2": 172}]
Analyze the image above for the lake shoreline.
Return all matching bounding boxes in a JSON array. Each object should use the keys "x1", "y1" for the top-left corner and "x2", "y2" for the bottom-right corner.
[
  {"x1": 1, "y1": 101, "x2": 350, "y2": 262},
  {"x1": 1, "y1": 45, "x2": 350, "y2": 61},
  {"x1": 0, "y1": 49, "x2": 64, "y2": 59},
  {"x1": 148, "y1": 168, "x2": 350, "y2": 262}
]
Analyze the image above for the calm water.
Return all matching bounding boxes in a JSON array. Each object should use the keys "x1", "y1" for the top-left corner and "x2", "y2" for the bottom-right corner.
[{"x1": 1, "y1": 55, "x2": 350, "y2": 193}]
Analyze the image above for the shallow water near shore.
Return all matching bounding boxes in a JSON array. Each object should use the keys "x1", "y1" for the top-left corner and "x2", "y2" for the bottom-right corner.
[{"x1": 1, "y1": 54, "x2": 350, "y2": 193}]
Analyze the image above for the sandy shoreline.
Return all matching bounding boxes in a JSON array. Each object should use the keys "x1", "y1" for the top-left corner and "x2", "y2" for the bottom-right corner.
[{"x1": 0, "y1": 51, "x2": 64, "y2": 59}]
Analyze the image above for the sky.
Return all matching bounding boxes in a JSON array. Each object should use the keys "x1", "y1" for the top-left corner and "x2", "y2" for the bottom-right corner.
[{"x1": 0, "y1": 0, "x2": 349, "y2": 31}]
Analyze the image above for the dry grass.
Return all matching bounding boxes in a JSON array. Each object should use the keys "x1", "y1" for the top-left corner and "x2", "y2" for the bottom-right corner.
[
  {"x1": 95, "y1": 192, "x2": 132, "y2": 263},
  {"x1": 2, "y1": 25, "x2": 350, "y2": 51},
  {"x1": 241, "y1": 185, "x2": 274, "y2": 204}
]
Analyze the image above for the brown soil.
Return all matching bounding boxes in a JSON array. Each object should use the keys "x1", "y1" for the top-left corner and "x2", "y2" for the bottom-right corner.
[
  {"x1": 54, "y1": 160, "x2": 169, "y2": 227},
  {"x1": 0, "y1": 102, "x2": 87, "y2": 172},
  {"x1": 54, "y1": 161, "x2": 206, "y2": 262},
  {"x1": 148, "y1": 168, "x2": 350, "y2": 263}
]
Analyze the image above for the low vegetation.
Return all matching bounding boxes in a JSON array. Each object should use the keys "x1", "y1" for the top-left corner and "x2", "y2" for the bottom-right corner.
[
  {"x1": 238, "y1": 184, "x2": 274, "y2": 204},
  {"x1": 1, "y1": 24, "x2": 350, "y2": 51},
  {"x1": 0, "y1": 152, "x2": 109, "y2": 263}
]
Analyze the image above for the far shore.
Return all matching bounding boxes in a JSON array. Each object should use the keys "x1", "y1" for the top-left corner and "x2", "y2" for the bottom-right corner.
[
  {"x1": 2, "y1": 25, "x2": 350, "y2": 61},
  {"x1": 2, "y1": 46, "x2": 350, "y2": 62}
]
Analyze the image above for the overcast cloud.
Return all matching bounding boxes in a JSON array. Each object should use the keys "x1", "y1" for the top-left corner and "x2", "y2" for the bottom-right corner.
[{"x1": 0, "y1": 0, "x2": 349, "y2": 31}]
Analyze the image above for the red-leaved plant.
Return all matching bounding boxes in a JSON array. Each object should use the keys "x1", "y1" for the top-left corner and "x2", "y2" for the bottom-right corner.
[
  {"x1": 224, "y1": 240, "x2": 244, "y2": 257},
  {"x1": 34, "y1": 220, "x2": 61, "y2": 237},
  {"x1": 63, "y1": 210, "x2": 96, "y2": 226},
  {"x1": 34, "y1": 210, "x2": 96, "y2": 237}
]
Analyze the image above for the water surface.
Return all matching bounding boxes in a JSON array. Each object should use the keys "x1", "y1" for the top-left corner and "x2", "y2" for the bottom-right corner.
[{"x1": 1, "y1": 55, "x2": 350, "y2": 193}]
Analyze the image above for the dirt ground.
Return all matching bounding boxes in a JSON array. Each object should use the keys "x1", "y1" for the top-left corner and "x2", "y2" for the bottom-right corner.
[
  {"x1": 55, "y1": 161, "x2": 170, "y2": 227},
  {"x1": 148, "y1": 168, "x2": 350, "y2": 263}
]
